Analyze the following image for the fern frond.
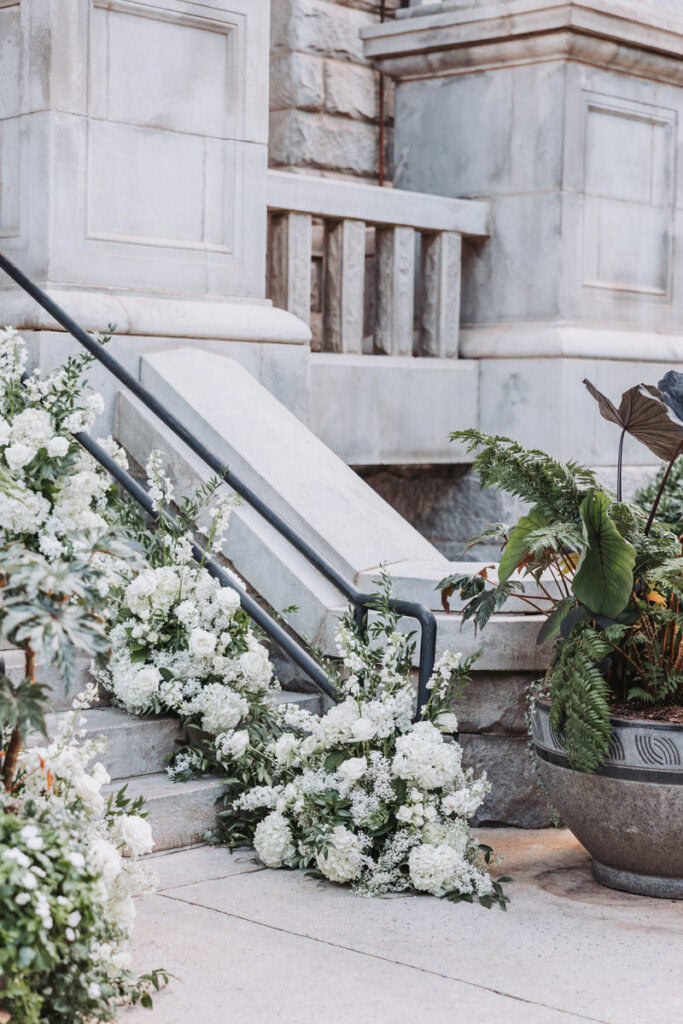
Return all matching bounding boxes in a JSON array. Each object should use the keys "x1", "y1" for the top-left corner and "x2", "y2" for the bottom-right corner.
[{"x1": 450, "y1": 430, "x2": 597, "y2": 522}]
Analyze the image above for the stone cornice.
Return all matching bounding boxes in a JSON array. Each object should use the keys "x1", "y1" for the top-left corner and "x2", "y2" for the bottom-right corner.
[{"x1": 362, "y1": 1, "x2": 683, "y2": 82}]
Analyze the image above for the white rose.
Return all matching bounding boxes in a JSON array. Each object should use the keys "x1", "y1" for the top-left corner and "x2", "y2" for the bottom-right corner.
[
  {"x1": 114, "y1": 814, "x2": 154, "y2": 857},
  {"x1": 5, "y1": 442, "x2": 36, "y2": 470},
  {"x1": 274, "y1": 733, "x2": 299, "y2": 765},
  {"x1": 338, "y1": 757, "x2": 366, "y2": 787},
  {"x1": 351, "y1": 718, "x2": 377, "y2": 743},
  {"x1": 46, "y1": 435, "x2": 69, "y2": 458},
  {"x1": 396, "y1": 805, "x2": 414, "y2": 824},
  {"x1": 189, "y1": 627, "x2": 217, "y2": 658},
  {"x1": 88, "y1": 837, "x2": 122, "y2": 885},
  {"x1": 72, "y1": 772, "x2": 105, "y2": 816},
  {"x1": 0, "y1": 417, "x2": 10, "y2": 446},
  {"x1": 239, "y1": 650, "x2": 265, "y2": 677},
  {"x1": 133, "y1": 667, "x2": 162, "y2": 696},
  {"x1": 216, "y1": 587, "x2": 240, "y2": 613},
  {"x1": 435, "y1": 712, "x2": 459, "y2": 734}
]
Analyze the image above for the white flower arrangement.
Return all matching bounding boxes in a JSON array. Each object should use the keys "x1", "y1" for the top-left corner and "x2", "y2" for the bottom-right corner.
[
  {"x1": 2, "y1": 689, "x2": 166, "y2": 1022},
  {"x1": 0, "y1": 327, "x2": 130, "y2": 575},
  {"x1": 235, "y1": 585, "x2": 509, "y2": 909}
]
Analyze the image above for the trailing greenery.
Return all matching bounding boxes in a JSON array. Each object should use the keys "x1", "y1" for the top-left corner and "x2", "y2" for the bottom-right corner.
[{"x1": 444, "y1": 373, "x2": 683, "y2": 772}]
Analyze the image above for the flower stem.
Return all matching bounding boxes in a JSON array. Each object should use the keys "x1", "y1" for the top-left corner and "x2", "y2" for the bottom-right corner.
[{"x1": 645, "y1": 445, "x2": 683, "y2": 535}]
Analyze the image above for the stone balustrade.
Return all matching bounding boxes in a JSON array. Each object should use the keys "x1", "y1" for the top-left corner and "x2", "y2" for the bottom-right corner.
[{"x1": 266, "y1": 170, "x2": 489, "y2": 358}]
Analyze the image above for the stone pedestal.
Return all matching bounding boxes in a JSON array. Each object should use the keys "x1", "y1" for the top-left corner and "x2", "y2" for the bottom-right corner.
[
  {"x1": 363, "y1": 0, "x2": 683, "y2": 466},
  {"x1": 0, "y1": 0, "x2": 308, "y2": 366}
]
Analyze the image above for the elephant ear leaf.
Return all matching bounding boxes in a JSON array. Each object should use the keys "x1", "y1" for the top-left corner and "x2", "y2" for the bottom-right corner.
[
  {"x1": 572, "y1": 491, "x2": 636, "y2": 618},
  {"x1": 583, "y1": 379, "x2": 683, "y2": 462},
  {"x1": 498, "y1": 505, "x2": 548, "y2": 583}
]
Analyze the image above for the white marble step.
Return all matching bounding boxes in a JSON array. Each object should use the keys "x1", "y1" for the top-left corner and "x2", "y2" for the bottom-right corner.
[
  {"x1": 32, "y1": 690, "x2": 324, "y2": 783},
  {"x1": 104, "y1": 772, "x2": 227, "y2": 852}
]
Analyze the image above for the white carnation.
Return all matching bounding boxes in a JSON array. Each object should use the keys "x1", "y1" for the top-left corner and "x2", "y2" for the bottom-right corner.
[{"x1": 274, "y1": 733, "x2": 299, "y2": 765}]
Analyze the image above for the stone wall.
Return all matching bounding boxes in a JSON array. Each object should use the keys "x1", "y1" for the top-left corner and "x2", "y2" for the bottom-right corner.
[{"x1": 270, "y1": 0, "x2": 401, "y2": 180}]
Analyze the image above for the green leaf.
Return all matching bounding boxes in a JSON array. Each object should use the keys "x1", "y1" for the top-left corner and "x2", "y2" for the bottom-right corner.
[
  {"x1": 536, "y1": 598, "x2": 575, "y2": 645},
  {"x1": 498, "y1": 505, "x2": 548, "y2": 582},
  {"x1": 572, "y1": 492, "x2": 636, "y2": 618}
]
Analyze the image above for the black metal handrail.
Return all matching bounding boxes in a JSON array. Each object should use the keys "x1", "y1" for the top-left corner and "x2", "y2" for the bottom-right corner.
[{"x1": 0, "y1": 251, "x2": 437, "y2": 712}]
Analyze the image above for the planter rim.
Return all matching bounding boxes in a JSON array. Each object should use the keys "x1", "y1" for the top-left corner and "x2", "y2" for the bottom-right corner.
[
  {"x1": 535, "y1": 699, "x2": 683, "y2": 733},
  {"x1": 533, "y1": 702, "x2": 683, "y2": 784}
]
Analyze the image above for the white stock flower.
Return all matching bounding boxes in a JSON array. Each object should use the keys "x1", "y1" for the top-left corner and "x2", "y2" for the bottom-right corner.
[
  {"x1": 72, "y1": 771, "x2": 105, "y2": 816},
  {"x1": 434, "y1": 712, "x2": 459, "y2": 733},
  {"x1": 316, "y1": 827, "x2": 365, "y2": 884},
  {"x1": 10, "y1": 407, "x2": 53, "y2": 448},
  {"x1": 254, "y1": 812, "x2": 296, "y2": 868},
  {"x1": 218, "y1": 729, "x2": 250, "y2": 760}
]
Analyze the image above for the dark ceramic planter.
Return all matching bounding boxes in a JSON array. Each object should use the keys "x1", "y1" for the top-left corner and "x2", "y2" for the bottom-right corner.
[{"x1": 532, "y1": 702, "x2": 683, "y2": 898}]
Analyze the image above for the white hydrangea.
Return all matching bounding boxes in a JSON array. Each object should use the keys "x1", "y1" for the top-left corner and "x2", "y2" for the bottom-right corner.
[
  {"x1": 392, "y1": 722, "x2": 462, "y2": 790},
  {"x1": 189, "y1": 684, "x2": 248, "y2": 735},
  {"x1": 316, "y1": 827, "x2": 366, "y2": 884},
  {"x1": 408, "y1": 843, "x2": 472, "y2": 897},
  {"x1": 254, "y1": 812, "x2": 297, "y2": 868}
]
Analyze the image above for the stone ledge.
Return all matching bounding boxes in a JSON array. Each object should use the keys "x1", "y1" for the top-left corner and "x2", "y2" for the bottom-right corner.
[{"x1": 0, "y1": 286, "x2": 311, "y2": 344}]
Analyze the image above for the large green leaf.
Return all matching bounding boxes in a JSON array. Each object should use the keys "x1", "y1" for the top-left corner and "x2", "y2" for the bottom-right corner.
[
  {"x1": 572, "y1": 491, "x2": 636, "y2": 617},
  {"x1": 498, "y1": 505, "x2": 548, "y2": 583}
]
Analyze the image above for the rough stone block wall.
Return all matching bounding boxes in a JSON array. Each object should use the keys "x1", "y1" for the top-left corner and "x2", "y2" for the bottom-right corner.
[{"x1": 270, "y1": 0, "x2": 401, "y2": 180}]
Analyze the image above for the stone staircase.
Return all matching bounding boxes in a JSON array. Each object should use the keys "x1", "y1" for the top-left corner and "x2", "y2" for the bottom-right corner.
[{"x1": 3, "y1": 644, "x2": 323, "y2": 852}]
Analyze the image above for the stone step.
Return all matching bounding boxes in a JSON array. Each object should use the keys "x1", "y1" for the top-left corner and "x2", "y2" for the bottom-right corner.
[
  {"x1": 35, "y1": 708, "x2": 183, "y2": 780},
  {"x1": 105, "y1": 772, "x2": 227, "y2": 852},
  {"x1": 0, "y1": 647, "x2": 107, "y2": 711}
]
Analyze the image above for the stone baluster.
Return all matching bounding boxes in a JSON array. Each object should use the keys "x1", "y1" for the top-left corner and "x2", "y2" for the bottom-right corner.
[
  {"x1": 268, "y1": 212, "x2": 313, "y2": 325},
  {"x1": 323, "y1": 218, "x2": 366, "y2": 353},
  {"x1": 418, "y1": 230, "x2": 462, "y2": 358},
  {"x1": 374, "y1": 226, "x2": 416, "y2": 356}
]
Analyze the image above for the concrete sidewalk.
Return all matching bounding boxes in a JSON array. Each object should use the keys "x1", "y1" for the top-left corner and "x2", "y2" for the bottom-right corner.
[{"x1": 124, "y1": 829, "x2": 681, "y2": 1024}]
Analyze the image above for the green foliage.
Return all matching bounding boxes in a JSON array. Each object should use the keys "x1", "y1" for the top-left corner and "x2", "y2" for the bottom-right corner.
[
  {"x1": 447, "y1": 426, "x2": 683, "y2": 774},
  {"x1": 634, "y1": 458, "x2": 683, "y2": 536},
  {"x1": 498, "y1": 505, "x2": 548, "y2": 582},
  {"x1": 547, "y1": 625, "x2": 620, "y2": 773},
  {"x1": 572, "y1": 492, "x2": 636, "y2": 618},
  {"x1": 451, "y1": 429, "x2": 598, "y2": 521},
  {"x1": 0, "y1": 674, "x2": 49, "y2": 741},
  {"x1": 0, "y1": 798, "x2": 168, "y2": 1023}
]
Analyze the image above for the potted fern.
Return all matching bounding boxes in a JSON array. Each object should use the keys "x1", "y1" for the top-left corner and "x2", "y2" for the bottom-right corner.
[{"x1": 440, "y1": 374, "x2": 683, "y2": 898}]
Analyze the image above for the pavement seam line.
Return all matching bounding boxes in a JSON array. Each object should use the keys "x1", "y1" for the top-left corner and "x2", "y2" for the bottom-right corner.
[
  {"x1": 156, "y1": 865, "x2": 265, "y2": 893},
  {"x1": 157, "y1": 891, "x2": 611, "y2": 1024}
]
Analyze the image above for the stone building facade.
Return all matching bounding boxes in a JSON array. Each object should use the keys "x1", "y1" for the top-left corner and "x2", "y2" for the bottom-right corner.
[{"x1": 270, "y1": 1, "x2": 401, "y2": 182}]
